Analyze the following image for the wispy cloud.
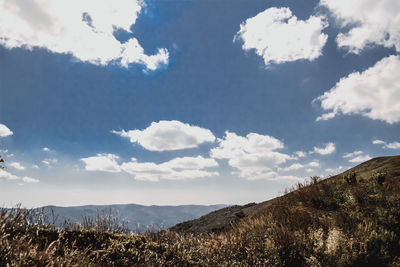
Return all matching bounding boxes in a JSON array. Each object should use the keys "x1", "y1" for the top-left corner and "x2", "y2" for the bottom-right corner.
[
  {"x1": 343, "y1": 151, "x2": 363, "y2": 158},
  {"x1": 348, "y1": 154, "x2": 371, "y2": 163},
  {"x1": 8, "y1": 162, "x2": 25, "y2": 170},
  {"x1": 373, "y1": 139, "x2": 400, "y2": 149}
]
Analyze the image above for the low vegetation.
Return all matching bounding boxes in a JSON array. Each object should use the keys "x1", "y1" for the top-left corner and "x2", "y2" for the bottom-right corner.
[{"x1": 1, "y1": 156, "x2": 400, "y2": 266}]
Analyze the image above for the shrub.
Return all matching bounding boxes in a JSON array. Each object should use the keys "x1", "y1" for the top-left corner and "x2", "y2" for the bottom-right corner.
[
  {"x1": 343, "y1": 171, "x2": 357, "y2": 184},
  {"x1": 371, "y1": 169, "x2": 387, "y2": 185}
]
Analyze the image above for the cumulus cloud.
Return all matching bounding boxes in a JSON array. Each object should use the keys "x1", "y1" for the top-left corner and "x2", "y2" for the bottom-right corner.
[
  {"x1": 0, "y1": 0, "x2": 168, "y2": 70},
  {"x1": 120, "y1": 156, "x2": 219, "y2": 181},
  {"x1": 312, "y1": 142, "x2": 336, "y2": 155},
  {"x1": 80, "y1": 153, "x2": 219, "y2": 181},
  {"x1": 373, "y1": 139, "x2": 400, "y2": 149},
  {"x1": 0, "y1": 169, "x2": 19, "y2": 180},
  {"x1": 210, "y1": 131, "x2": 291, "y2": 180},
  {"x1": 0, "y1": 123, "x2": 13, "y2": 137},
  {"x1": 8, "y1": 161, "x2": 25, "y2": 170},
  {"x1": 234, "y1": 7, "x2": 328, "y2": 65},
  {"x1": 321, "y1": 0, "x2": 400, "y2": 53},
  {"x1": 343, "y1": 150, "x2": 363, "y2": 158},
  {"x1": 348, "y1": 154, "x2": 372, "y2": 163},
  {"x1": 315, "y1": 55, "x2": 400, "y2": 124},
  {"x1": 80, "y1": 153, "x2": 120, "y2": 173},
  {"x1": 0, "y1": 169, "x2": 39, "y2": 183},
  {"x1": 112, "y1": 120, "x2": 216, "y2": 151}
]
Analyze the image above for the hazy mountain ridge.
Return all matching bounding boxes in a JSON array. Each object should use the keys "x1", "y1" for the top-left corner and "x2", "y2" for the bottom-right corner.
[{"x1": 37, "y1": 203, "x2": 227, "y2": 233}]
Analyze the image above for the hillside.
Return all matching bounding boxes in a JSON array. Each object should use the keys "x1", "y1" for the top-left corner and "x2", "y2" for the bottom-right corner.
[
  {"x1": 1, "y1": 155, "x2": 399, "y2": 266},
  {"x1": 171, "y1": 155, "x2": 400, "y2": 234},
  {"x1": 36, "y1": 203, "x2": 226, "y2": 233}
]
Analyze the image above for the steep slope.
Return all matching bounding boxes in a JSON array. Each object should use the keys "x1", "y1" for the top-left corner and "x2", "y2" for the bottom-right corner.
[{"x1": 171, "y1": 155, "x2": 400, "y2": 234}]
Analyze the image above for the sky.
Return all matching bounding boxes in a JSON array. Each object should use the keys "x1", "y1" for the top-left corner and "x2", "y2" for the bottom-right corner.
[{"x1": 0, "y1": 0, "x2": 399, "y2": 208}]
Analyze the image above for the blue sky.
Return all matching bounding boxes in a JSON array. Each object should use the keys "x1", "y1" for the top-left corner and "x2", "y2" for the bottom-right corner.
[{"x1": 0, "y1": 0, "x2": 399, "y2": 207}]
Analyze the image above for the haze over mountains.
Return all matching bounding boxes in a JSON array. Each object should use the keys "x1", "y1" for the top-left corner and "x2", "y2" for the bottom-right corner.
[{"x1": 36, "y1": 204, "x2": 226, "y2": 233}]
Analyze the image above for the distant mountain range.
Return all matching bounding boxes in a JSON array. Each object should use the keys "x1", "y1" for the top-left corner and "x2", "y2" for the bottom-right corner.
[{"x1": 36, "y1": 203, "x2": 227, "y2": 233}]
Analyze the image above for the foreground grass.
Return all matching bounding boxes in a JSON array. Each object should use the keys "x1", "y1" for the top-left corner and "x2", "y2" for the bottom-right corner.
[{"x1": 1, "y1": 156, "x2": 400, "y2": 266}]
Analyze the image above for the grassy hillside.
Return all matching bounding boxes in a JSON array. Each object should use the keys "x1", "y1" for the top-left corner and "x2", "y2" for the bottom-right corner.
[
  {"x1": 1, "y1": 155, "x2": 399, "y2": 266},
  {"x1": 172, "y1": 155, "x2": 400, "y2": 235}
]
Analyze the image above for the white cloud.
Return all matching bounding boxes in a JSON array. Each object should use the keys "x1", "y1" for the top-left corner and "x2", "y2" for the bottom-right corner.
[
  {"x1": 325, "y1": 166, "x2": 344, "y2": 174},
  {"x1": 6, "y1": 154, "x2": 14, "y2": 158},
  {"x1": 343, "y1": 150, "x2": 372, "y2": 163},
  {"x1": 279, "y1": 163, "x2": 304, "y2": 172},
  {"x1": 32, "y1": 164, "x2": 40, "y2": 169},
  {"x1": 42, "y1": 158, "x2": 58, "y2": 166},
  {"x1": 8, "y1": 161, "x2": 25, "y2": 170},
  {"x1": 315, "y1": 55, "x2": 400, "y2": 124},
  {"x1": 234, "y1": 7, "x2": 328, "y2": 65},
  {"x1": 373, "y1": 140, "x2": 386, "y2": 145},
  {"x1": 112, "y1": 120, "x2": 216, "y2": 151},
  {"x1": 348, "y1": 154, "x2": 372, "y2": 163},
  {"x1": 275, "y1": 175, "x2": 302, "y2": 181},
  {"x1": 312, "y1": 142, "x2": 336, "y2": 155},
  {"x1": 0, "y1": 123, "x2": 13, "y2": 137},
  {"x1": 121, "y1": 156, "x2": 219, "y2": 182},
  {"x1": 373, "y1": 139, "x2": 400, "y2": 149},
  {"x1": 385, "y1": 142, "x2": 400, "y2": 149},
  {"x1": 343, "y1": 150, "x2": 363, "y2": 158},
  {"x1": 210, "y1": 131, "x2": 291, "y2": 180},
  {"x1": 321, "y1": 0, "x2": 400, "y2": 53},
  {"x1": 308, "y1": 160, "x2": 320, "y2": 167},
  {"x1": 163, "y1": 156, "x2": 219, "y2": 170},
  {"x1": 306, "y1": 168, "x2": 313, "y2": 173},
  {"x1": 80, "y1": 153, "x2": 218, "y2": 181},
  {"x1": 0, "y1": 169, "x2": 19, "y2": 180},
  {"x1": 0, "y1": 169, "x2": 39, "y2": 184},
  {"x1": 80, "y1": 153, "x2": 120, "y2": 173},
  {"x1": 42, "y1": 147, "x2": 50, "y2": 152},
  {"x1": 294, "y1": 151, "x2": 307, "y2": 158},
  {"x1": 0, "y1": 0, "x2": 168, "y2": 70},
  {"x1": 22, "y1": 176, "x2": 39, "y2": 183}
]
